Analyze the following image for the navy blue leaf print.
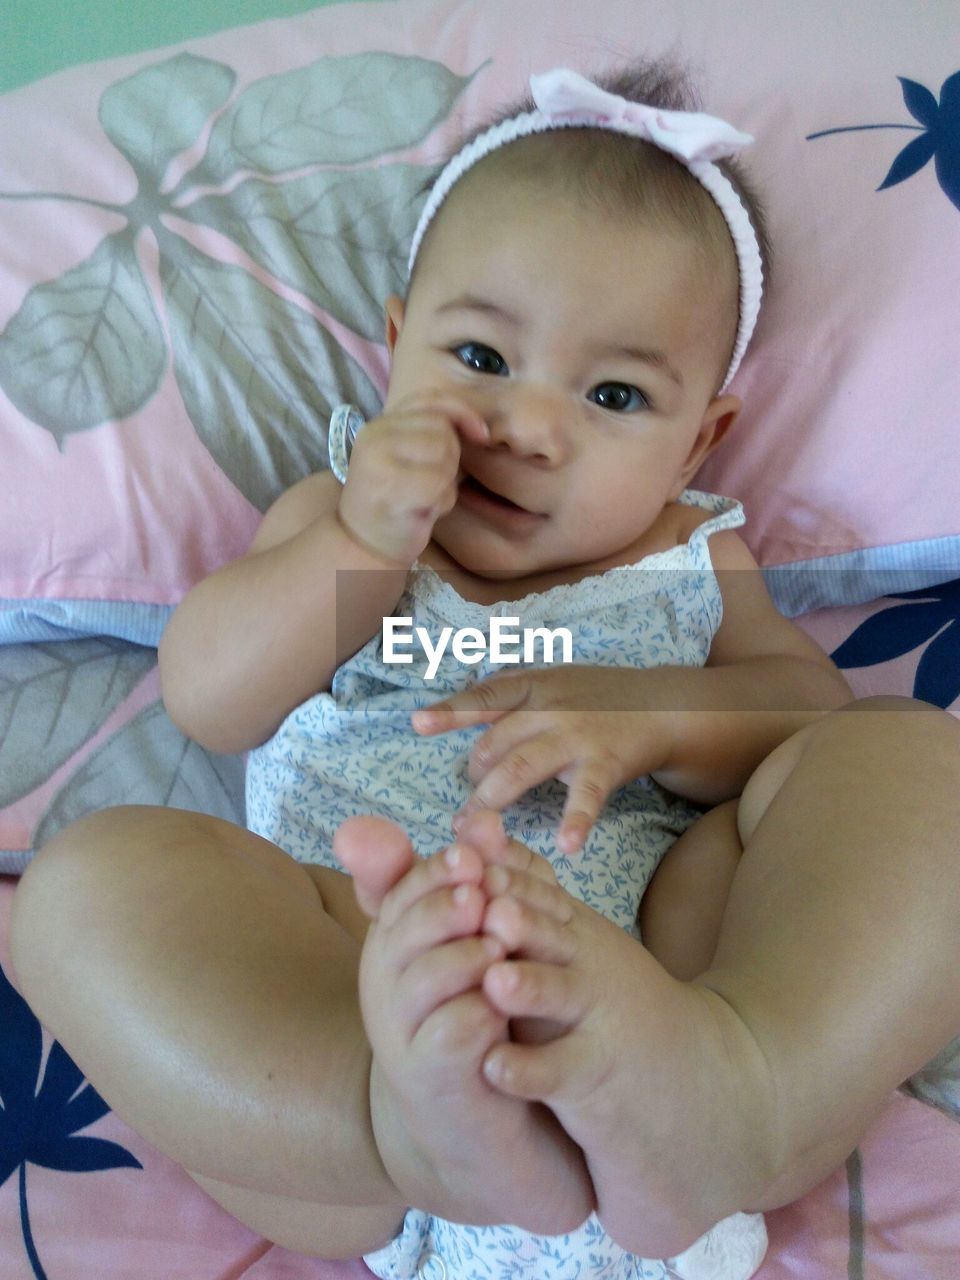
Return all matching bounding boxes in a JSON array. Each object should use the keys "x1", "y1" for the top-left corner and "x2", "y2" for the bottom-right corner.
[
  {"x1": 878, "y1": 131, "x2": 938, "y2": 190},
  {"x1": 899, "y1": 76, "x2": 939, "y2": 127},
  {"x1": 935, "y1": 70, "x2": 960, "y2": 208},
  {"x1": 915, "y1": 622, "x2": 960, "y2": 708},
  {"x1": 831, "y1": 579, "x2": 960, "y2": 709},
  {"x1": 0, "y1": 962, "x2": 141, "y2": 1279},
  {"x1": 807, "y1": 70, "x2": 960, "y2": 212},
  {"x1": 830, "y1": 601, "x2": 951, "y2": 667}
]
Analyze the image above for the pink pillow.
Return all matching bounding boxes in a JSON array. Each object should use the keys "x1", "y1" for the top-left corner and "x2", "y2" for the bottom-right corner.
[{"x1": 1, "y1": 0, "x2": 957, "y2": 644}]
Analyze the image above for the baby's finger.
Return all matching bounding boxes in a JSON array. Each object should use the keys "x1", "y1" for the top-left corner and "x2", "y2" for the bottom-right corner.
[
  {"x1": 454, "y1": 811, "x2": 559, "y2": 885},
  {"x1": 464, "y1": 730, "x2": 575, "y2": 814},
  {"x1": 387, "y1": 392, "x2": 490, "y2": 447},
  {"x1": 466, "y1": 711, "x2": 553, "y2": 785},
  {"x1": 411, "y1": 671, "x2": 532, "y2": 735},
  {"x1": 554, "y1": 758, "x2": 621, "y2": 854}
]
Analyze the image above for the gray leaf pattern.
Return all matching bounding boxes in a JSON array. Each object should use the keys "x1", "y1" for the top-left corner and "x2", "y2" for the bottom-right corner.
[
  {"x1": 184, "y1": 162, "x2": 434, "y2": 342},
  {"x1": 0, "y1": 640, "x2": 156, "y2": 808},
  {"x1": 195, "y1": 52, "x2": 474, "y2": 181},
  {"x1": 0, "y1": 230, "x2": 166, "y2": 439},
  {"x1": 0, "y1": 50, "x2": 475, "y2": 483},
  {"x1": 158, "y1": 231, "x2": 380, "y2": 511},
  {"x1": 33, "y1": 700, "x2": 245, "y2": 849},
  {"x1": 99, "y1": 53, "x2": 236, "y2": 184}
]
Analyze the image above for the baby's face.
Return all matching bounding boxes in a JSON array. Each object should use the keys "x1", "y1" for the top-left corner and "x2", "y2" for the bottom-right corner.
[{"x1": 385, "y1": 173, "x2": 740, "y2": 581}]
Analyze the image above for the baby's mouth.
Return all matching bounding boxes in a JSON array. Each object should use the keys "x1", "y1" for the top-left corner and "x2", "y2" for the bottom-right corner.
[{"x1": 459, "y1": 472, "x2": 533, "y2": 515}]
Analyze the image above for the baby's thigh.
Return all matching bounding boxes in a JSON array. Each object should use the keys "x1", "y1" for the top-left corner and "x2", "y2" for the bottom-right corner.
[
  {"x1": 10, "y1": 805, "x2": 367, "y2": 1059},
  {"x1": 13, "y1": 804, "x2": 370, "y2": 979},
  {"x1": 188, "y1": 1171, "x2": 403, "y2": 1259},
  {"x1": 10, "y1": 806, "x2": 384, "y2": 1205},
  {"x1": 13, "y1": 806, "x2": 311, "y2": 960},
  {"x1": 304, "y1": 862, "x2": 371, "y2": 945}
]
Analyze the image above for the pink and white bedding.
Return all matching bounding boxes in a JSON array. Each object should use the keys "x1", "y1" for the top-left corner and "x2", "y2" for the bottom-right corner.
[{"x1": 1, "y1": 1, "x2": 958, "y2": 1276}]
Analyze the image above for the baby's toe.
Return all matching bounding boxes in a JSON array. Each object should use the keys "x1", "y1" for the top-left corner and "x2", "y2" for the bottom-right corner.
[
  {"x1": 386, "y1": 880, "x2": 489, "y2": 969},
  {"x1": 400, "y1": 934, "x2": 504, "y2": 1034},
  {"x1": 377, "y1": 843, "x2": 485, "y2": 930},
  {"x1": 483, "y1": 958, "x2": 584, "y2": 1026},
  {"x1": 333, "y1": 815, "x2": 417, "y2": 919},
  {"x1": 483, "y1": 894, "x2": 577, "y2": 962},
  {"x1": 415, "y1": 988, "x2": 506, "y2": 1066}
]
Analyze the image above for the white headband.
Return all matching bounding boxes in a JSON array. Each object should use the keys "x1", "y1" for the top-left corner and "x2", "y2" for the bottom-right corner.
[{"x1": 408, "y1": 67, "x2": 763, "y2": 391}]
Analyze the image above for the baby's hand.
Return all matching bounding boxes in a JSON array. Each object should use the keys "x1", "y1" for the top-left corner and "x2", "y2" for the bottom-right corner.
[
  {"x1": 413, "y1": 666, "x2": 679, "y2": 854},
  {"x1": 338, "y1": 394, "x2": 489, "y2": 564}
]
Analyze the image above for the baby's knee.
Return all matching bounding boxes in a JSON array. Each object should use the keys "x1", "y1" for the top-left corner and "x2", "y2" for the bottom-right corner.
[
  {"x1": 17, "y1": 805, "x2": 167, "y2": 902},
  {"x1": 10, "y1": 806, "x2": 191, "y2": 993},
  {"x1": 737, "y1": 696, "x2": 960, "y2": 846}
]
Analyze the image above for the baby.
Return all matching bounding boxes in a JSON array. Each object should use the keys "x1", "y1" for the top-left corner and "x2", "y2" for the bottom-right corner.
[{"x1": 12, "y1": 60, "x2": 960, "y2": 1280}]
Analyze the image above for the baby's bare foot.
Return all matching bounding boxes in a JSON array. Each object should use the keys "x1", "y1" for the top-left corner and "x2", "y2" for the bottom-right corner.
[
  {"x1": 479, "y1": 867, "x2": 773, "y2": 1263},
  {"x1": 333, "y1": 814, "x2": 593, "y2": 1234}
]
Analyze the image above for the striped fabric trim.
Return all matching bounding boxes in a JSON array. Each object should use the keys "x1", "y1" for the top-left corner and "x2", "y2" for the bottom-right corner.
[
  {"x1": 762, "y1": 537, "x2": 960, "y2": 617},
  {"x1": 0, "y1": 600, "x2": 174, "y2": 647},
  {"x1": 2, "y1": 536, "x2": 959, "y2": 646}
]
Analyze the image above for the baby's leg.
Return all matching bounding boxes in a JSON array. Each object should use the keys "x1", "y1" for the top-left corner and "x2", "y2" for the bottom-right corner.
[
  {"x1": 480, "y1": 698, "x2": 960, "y2": 1258},
  {"x1": 639, "y1": 799, "x2": 742, "y2": 979},
  {"x1": 10, "y1": 806, "x2": 407, "y2": 1258},
  {"x1": 334, "y1": 812, "x2": 593, "y2": 1234}
]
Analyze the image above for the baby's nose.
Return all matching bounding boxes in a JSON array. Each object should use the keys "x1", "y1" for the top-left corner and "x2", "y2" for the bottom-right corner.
[{"x1": 484, "y1": 385, "x2": 570, "y2": 462}]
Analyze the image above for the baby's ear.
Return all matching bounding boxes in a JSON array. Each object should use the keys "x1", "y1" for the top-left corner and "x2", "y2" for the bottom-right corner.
[
  {"x1": 385, "y1": 295, "x2": 406, "y2": 356},
  {"x1": 701, "y1": 394, "x2": 741, "y2": 455},
  {"x1": 673, "y1": 395, "x2": 741, "y2": 495}
]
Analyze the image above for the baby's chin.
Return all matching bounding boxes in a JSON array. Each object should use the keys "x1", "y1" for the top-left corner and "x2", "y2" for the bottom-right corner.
[
  {"x1": 431, "y1": 535, "x2": 616, "y2": 598},
  {"x1": 425, "y1": 535, "x2": 545, "y2": 587}
]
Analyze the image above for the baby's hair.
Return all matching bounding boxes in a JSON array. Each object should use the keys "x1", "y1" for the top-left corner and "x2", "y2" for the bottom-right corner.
[
  {"x1": 408, "y1": 58, "x2": 772, "y2": 386},
  {"x1": 472, "y1": 60, "x2": 771, "y2": 284}
]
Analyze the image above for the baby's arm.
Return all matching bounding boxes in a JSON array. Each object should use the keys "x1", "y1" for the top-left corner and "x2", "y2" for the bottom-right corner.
[
  {"x1": 159, "y1": 471, "x2": 409, "y2": 754},
  {"x1": 160, "y1": 394, "x2": 489, "y2": 754},
  {"x1": 649, "y1": 527, "x2": 853, "y2": 803}
]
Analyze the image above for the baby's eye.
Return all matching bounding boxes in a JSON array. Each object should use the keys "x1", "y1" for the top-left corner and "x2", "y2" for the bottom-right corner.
[
  {"x1": 452, "y1": 342, "x2": 509, "y2": 376},
  {"x1": 588, "y1": 382, "x2": 650, "y2": 413}
]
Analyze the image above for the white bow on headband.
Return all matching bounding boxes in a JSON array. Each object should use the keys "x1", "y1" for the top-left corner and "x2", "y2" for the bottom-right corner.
[{"x1": 529, "y1": 68, "x2": 753, "y2": 164}]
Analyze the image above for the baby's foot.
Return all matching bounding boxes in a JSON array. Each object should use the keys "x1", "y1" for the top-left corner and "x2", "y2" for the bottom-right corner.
[
  {"x1": 479, "y1": 865, "x2": 773, "y2": 1262},
  {"x1": 333, "y1": 813, "x2": 593, "y2": 1234}
]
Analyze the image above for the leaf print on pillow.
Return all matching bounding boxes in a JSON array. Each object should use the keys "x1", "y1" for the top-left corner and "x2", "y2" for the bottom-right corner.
[
  {"x1": 181, "y1": 52, "x2": 477, "y2": 185},
  {"x1": 183, "y1": 162, "x2": 436, "y2": 343},
  {"x1": 158, "y1": 231, "x2": 380, "y2": 511},
  {"x1": 0, "y1": 51, "x2": 480, "y2": 504},
  {"x1": 98, "y1": 51, "x2": 237, "y2": 187},
  {"x1": 0, "y1": 230, "x2": 166, "y2": 443},
  {"x1": 807, "y1": 70, "x2": 960, "y2": 212}
]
